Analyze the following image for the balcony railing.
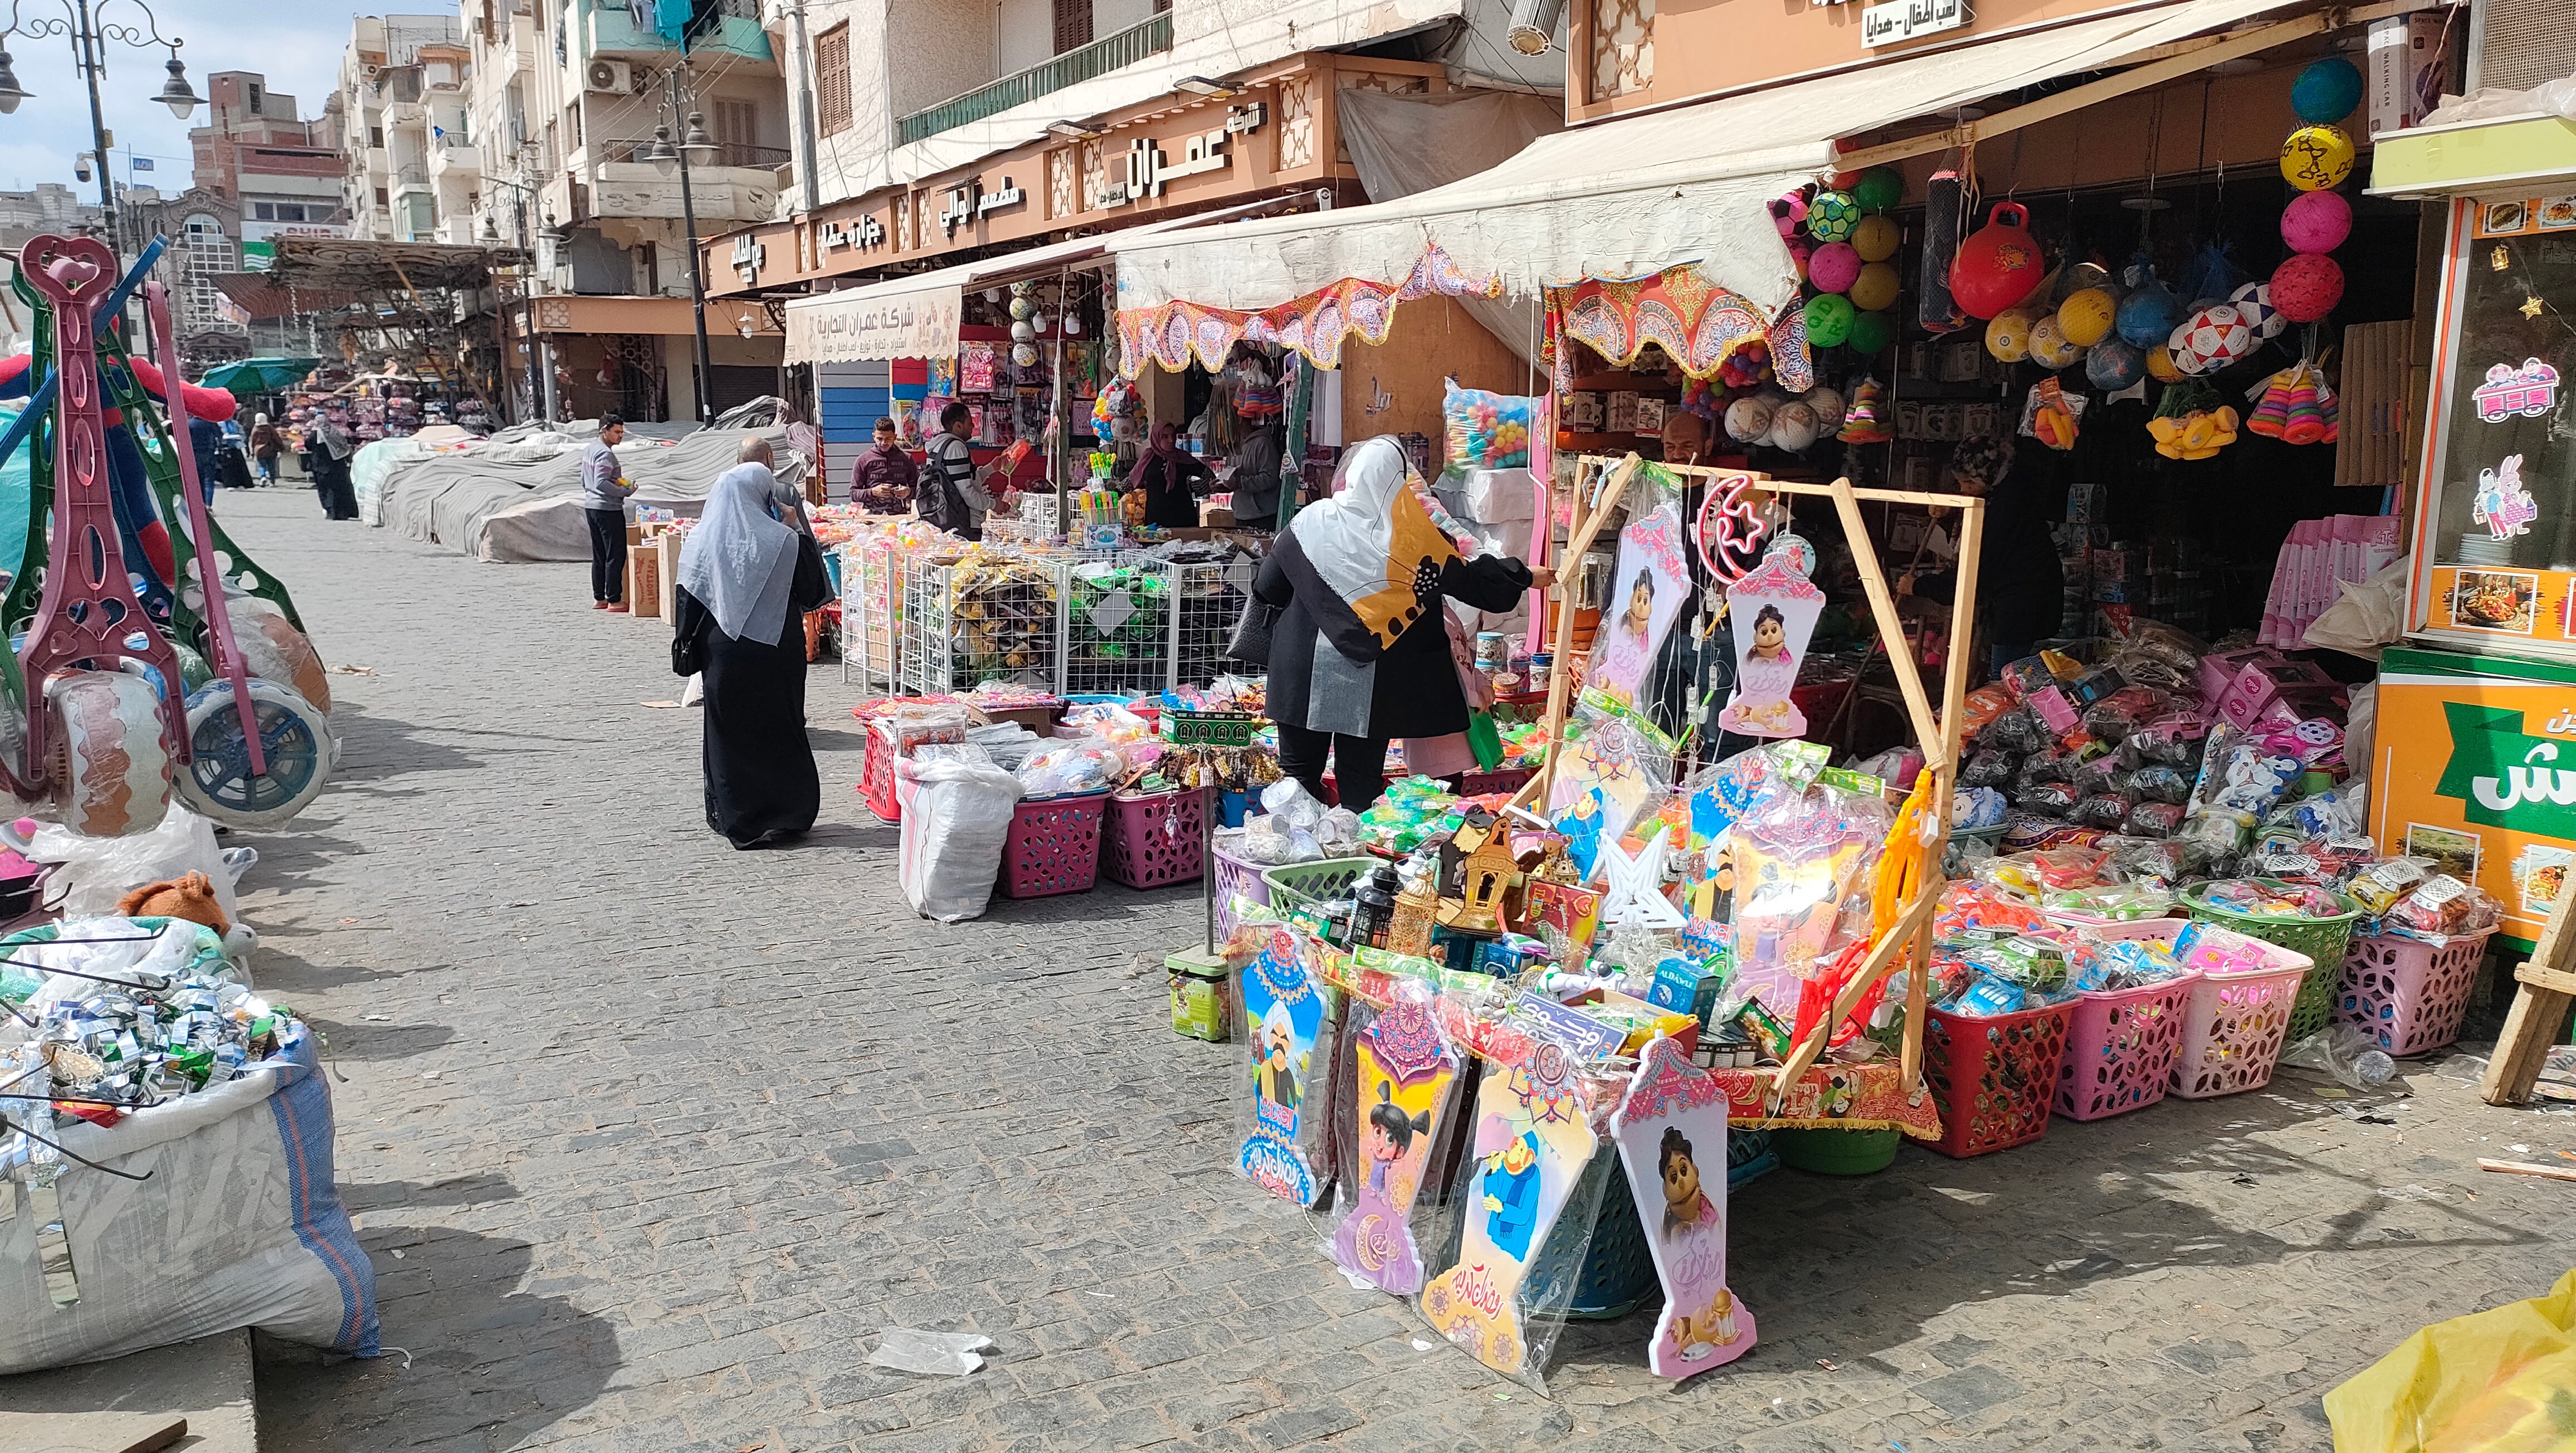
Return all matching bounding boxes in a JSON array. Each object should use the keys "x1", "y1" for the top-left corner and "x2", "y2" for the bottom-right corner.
[
  {"x1": 895, "y1": 11, "x2": 1172, "y2": 145},
  {"x1": 600, "y1": 138, "x2": 792, "y2": 170}
]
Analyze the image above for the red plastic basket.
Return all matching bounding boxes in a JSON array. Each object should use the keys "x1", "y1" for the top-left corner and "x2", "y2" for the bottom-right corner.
[
  {"x1": 859, "y1": 721, "x2": 901, "y2": 823},
  {"x1": 2333, "y1": 929, "x2": 2496, "y2": 1057},
  {"x1": 1211, "y1": 832, "x2": 1271, "y2": 945},
  {"x1": 1102, "y1": 788, "x2": 1205, "y2": 889},
  {"x1": 998, "y1": 792, "x2": 1109, "y2": 898},
  {"x1": 1924, "y1": 1001, "x2": 2074, "y2": 1158}
]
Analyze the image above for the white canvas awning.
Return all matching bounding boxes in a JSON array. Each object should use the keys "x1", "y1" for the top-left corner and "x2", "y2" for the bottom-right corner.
[
  {"x1": 1113, "y1": 0, "x2": 2312, "y2": 322},
  {"x1": 784, "y1": 198, "x2": 1306, "y2": 364}
]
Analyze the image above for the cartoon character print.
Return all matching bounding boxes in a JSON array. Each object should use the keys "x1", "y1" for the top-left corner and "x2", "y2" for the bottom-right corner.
[
  {"x1": 1657, "y1": 1126, "x2": 1720, "y2": 1243},
  {"x1": 1481, "y1": 1132, "x2": 1544, "y2": 1261},
  {"x1": 1256, "y1": 1003, "x2": 1304, "y2": 1116},
  {"x1": 1611, "y1": 1037, "x2": 1757, "y2": 1379}
]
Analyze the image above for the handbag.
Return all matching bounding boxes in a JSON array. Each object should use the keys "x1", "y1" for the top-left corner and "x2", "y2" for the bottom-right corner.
[
  {"x1": 671, "y1": 618, "x2": 703, "y2": 677},
  {"x1": 1225, "y1": 593, "x2": 1280, "y2": 665}
]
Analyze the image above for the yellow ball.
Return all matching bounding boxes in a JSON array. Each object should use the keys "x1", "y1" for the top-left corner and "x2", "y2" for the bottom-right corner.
[
  {"x1": 1851, "y1": 214, "x2": 1901, "y2": 264},
  {"x1": 2146, "y1": 344, "x2": 2184, "y2": 382},
  {"x1": 1985, "y1": 309, "x2": 2034, "y2": 363},
  {"x1": 2280, "y1": 124, "x2": 2355, "y2": 192},
  {"x1": 2028, "y1": 314, "x2": 2085, "y2": 369},
  {"x1": 2056, "y1": 287, "x2": 2117, "y2": 348},
  {"x1": 1848, "y1": 261, "x2": 1901, "y2": 313}
]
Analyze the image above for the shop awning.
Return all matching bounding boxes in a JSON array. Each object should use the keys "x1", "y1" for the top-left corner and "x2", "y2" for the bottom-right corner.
[
  {"x1": 1113, "y1": 0, "x2": 2316, "y2": 322},
  {"x1": 782, "y1": 197, "x2": 1305, "y2": 365}
]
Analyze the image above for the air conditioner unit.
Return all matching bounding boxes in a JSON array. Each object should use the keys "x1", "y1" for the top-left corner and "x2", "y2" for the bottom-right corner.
[{"x1": 585, "y1": 59, "x2": 632, "y2": 94}]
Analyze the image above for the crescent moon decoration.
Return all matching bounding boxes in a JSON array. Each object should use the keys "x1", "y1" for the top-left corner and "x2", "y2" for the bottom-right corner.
[{"x1": 1695, "y1": 472, "x2": 1770, "y2": 584}]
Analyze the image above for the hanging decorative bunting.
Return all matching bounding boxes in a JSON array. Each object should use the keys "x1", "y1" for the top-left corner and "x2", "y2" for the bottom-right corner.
[
  {"x1": 1115, "y1": 245, "x2": 1501, "y2": 376},
  {"x1": 1542, "y1": 264, "x2": 1814, "y2": 394}
]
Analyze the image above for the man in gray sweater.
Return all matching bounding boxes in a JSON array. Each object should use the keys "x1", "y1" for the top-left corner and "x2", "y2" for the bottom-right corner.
[{"x1": 583, "y1": 413, "x2": 637, "y2": 611}]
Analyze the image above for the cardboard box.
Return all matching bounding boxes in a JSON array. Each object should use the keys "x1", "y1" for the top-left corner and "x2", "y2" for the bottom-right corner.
[
  {"x1": 1198, "y1": 501, "x2": 1237, "y2": 528},
  {"x1": 625, "y1": 538, "x2": 663, "y2": 619},
  {"x1": 2367, "y1": 14, "x2": 2445, "y2": 139},
  {"x1": 656, "y1": 533, "x2": 685, "y2": 630}
]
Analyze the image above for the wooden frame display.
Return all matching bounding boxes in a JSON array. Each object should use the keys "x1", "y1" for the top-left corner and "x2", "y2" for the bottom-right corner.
[{"x1": 1509, "y1": 453, "x2": 1987, "y2": 1108}]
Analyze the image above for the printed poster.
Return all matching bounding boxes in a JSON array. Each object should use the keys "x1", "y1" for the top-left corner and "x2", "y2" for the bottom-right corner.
[{"x1": 2373, "y1": 652, "x2": 2576, "y2": 947}]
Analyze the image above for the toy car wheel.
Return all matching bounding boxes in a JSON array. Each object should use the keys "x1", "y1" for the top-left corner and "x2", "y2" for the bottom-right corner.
[
  {"x1": 176, "y1": 679, "x2": 330, "y2": 830},
  {"x1": 47, "y1": 667, "x2": 174, "y2": 837}
]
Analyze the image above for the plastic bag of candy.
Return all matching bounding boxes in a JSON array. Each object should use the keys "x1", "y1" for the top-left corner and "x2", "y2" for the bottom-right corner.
[
  {"x1": 2196, "y1": 877, "x2": 2358, "y2": 920},
  {"x1": 1016, "y1": 739, "x2": 1128, "y2": 797},
  {"x1": 2019, "y1": 749, "x2": 2078, "y2": 786},
  {"x1": 2120, "y1": 800, "x2": 2186, "y2": 838},
  {"x1": 2094, "y1": 832, "x2": 2200, "y2": 886},
  {"x1": 2065, "y1": 935, "x2": 2188, "y2": 992},
  {"x1": 2102, "y1": 618, "x2": 2209, "y2": 695},
  {"x1": 2373, "y1": 874, "x2": 2502, "y2": 946},
  {"x1": 1962, "y1": 934, "x2": 2072, "y2": 996},
  {"x1": 2043, "y1": 881, "x2": 2177, "y2": 921},
  {"x1": 1960, "y1": 683, "x2": 2016, "y2": 740},
  {"x1": 2124, "y1": 713, "x2": 2211, "y2": 768},
  {"x1": 1441, "y1": 379, "x2": 1535, "y2": 470},
  {"x1": 2014, "y1": 781, "x2": 2081, "y2": 817},
  {"x1": 1934, "y1": 879, "x2": 2052, "y2": 938},
  {"x1": 2345, "y1": 856, "x2": 2433, "y2": 914},
  {"x1": 2124, "y1": 764, "x2": 2194, "y2": 804}
]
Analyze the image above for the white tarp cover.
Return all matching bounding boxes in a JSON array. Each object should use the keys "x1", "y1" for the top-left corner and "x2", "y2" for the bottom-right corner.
[
  {"x1": 380, "y1": 425, "x2": 806, "y2": 562},
  {"x1": 1114, "y1": 0, "x2": 2304, "y2": 318}
]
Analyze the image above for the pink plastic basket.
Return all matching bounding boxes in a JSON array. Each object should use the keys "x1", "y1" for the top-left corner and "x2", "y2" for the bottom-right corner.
[
  {"x1": 1211, "y1": 832, "x2": 1271, "y2": 945},
  {"x1": 2333, "y1": 929, "x2": 2495, "y2": 1057},
  {"x1": 998, "y1": 792, "x2": 1109, "y2": 898},
  {"x1": 1103, "y1": 788, "x2": 1205, "y2": 889},
  {"x1": 859, "y1": 722, "x2": 901, "y2": 823},
  {"x1": 2048, "y1": 916, "x2": 2199, "y2": 1122},
  {"x1": 2169, "y1": 925, "x2": 2311, "y2": 1100}
]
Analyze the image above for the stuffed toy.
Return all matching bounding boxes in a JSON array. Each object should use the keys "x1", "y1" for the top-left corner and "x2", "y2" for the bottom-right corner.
[{"x1": 116, "y1": 871, "x2": 229, "y2": 935}]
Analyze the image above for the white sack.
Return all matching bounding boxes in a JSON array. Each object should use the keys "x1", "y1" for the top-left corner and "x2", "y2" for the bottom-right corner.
[{"x1": 896, "y1": 754, "x2": 1021, "y2": 922}]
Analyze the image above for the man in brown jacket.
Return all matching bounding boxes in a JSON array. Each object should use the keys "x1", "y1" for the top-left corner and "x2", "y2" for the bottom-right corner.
[{"x1": 849, "y1": 417, "x2": 916, "y2": 513}]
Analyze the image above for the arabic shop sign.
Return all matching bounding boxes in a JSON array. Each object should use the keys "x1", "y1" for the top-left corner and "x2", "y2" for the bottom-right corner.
[
  {"x1": 785, "y1": 282, "x2": 963, "y2": 365},
  {"x1": 816, "y1": 212, "x2": 886, "y2": 259},
  {"x1": 2436, "y1": 700, "x2": 2576, "y2": 835},
  {"x1": 939, "y1": 175, "x2": 1026, "y2": 237},
  {"x1": 730, "y1": 233, "x2": 767, "y2": 285},
  {"x1": 1094, "y1": 103, "x2": 1266, "y2": 210},
  {"x1": 1861, "y1": 0, "x2": 1967, "y2": 46}
]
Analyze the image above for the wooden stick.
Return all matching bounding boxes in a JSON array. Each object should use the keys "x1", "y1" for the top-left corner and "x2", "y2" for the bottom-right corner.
[
  {"x1": 1899, "y1": 893, "x2": 1935, "y2": 1095},
  {"x1": 1532, "y1": 454, "x2": 1636, "y2": 807},
  {"x1": 1768, "y1": 886, "x2": 1941, "y2": 1103},
  {"x1": 1829, "y1": 476, "x2": 1943, "y2": 765},
  {"x1": 2476, "y1": 1158, "x2": 2576, "y2": 1184},
  {"x1": 2483, "y1": 879, "x2": 2576, "y2": 1106},
  {"x1": 1574, "y1": 455, "x2": 1980, "y2": 510},
  {"x1": 1906, "y1": 497, "x2": 1983, "y2": 1097}
]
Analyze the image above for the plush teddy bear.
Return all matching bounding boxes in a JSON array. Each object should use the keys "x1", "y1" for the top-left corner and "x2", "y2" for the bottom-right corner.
[{"x1": 115, "y1": 871, "x2": 229, "y2": 935}]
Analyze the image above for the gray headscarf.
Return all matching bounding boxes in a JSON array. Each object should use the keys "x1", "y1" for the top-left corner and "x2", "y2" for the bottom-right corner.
[{"x1": 679, "y1": 462, "x2": 800, "y2": 645}]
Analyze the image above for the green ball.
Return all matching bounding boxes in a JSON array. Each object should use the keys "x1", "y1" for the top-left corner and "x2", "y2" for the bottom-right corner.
[
  {"x1": 1846, "y1": 308, "x2": 1894, "y2": 355},
  {"x1": 1807, "y1": 191, "x2": 1862, "y2": 243},
  {"x1": 1803, "y1": 292, "x2": 1856, "y2": 348},
  {"x1": 1853, "y1": 166, "x2": 1905, "y2": 214}
]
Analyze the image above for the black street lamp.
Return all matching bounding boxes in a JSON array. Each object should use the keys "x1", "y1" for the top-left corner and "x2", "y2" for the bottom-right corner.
[
  {"x1": 638, "y1": 66, "x2": 715, "y2": 426},
  {"x1": 0, "y1": 0, "x2": 202, "y2": 247}
]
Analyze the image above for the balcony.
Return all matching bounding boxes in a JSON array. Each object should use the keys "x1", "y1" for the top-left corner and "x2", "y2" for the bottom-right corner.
[
  {"x1": 431, "y1": 139, "x2": 481, "y2": 179},
  {"x1": 585, "y1": 0, "x2": 771, "y2": 65},
  {"x1": 895, "y1": 12, "x2": 1171, "y2": 146},
  {"x1": 392, "y1": 163, "x2": 433, "y2": 197}
]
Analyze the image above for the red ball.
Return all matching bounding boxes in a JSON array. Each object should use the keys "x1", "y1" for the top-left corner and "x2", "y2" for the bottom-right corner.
[{"x1": 2271, "y1": 252, "x2": 2345, "y2": 323}]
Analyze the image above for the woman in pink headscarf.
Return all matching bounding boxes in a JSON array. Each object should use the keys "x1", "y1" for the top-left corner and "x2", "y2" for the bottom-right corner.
[{"x1": 1125, "y1": 420, "x2": 1213, "y2": 528}]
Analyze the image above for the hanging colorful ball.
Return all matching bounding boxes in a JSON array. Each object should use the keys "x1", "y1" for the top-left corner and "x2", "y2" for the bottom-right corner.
[
  {"x1": 1949, "y1": 202, "x2": 2046, "y2": 319},
  {"x1": 2291, "y1": 57, "x2": 2364, "y2": 124},
  {"x1": 2271, "y1": 251, "x2": 2345, "y2": 321},
  {"x1": 1852, "y1": 214, "x2": 1901, "y2": 264},
  {"x1": 1787, "y1": 237, "x2": 1813, "y2": 284},
  {"x1": 1808, "y1": 190, "x2": 1863, "y2": 243},
  {"x1": 2281, "y1": 188, "x2": 2353, "y2": 253},
  {"x1": 2116, "y1": 281, "x2": 2187, "y2": 349},
  {"x1": 1808, "y1": 241, "x2": 1864, "y2": 294},
  {"x1": 2229, "y1": 279, "x2": 2286, "y2": 340},
  {"x1": 2280, "y1": 124, "x2": 2355, "y2": 192},
  {"x1": 2056, "y1": 286, "x2": 2118, "y2": 348},
  {"x1": 1803, "y1": 292, "x2": 1857, "y2": 347},
  {"x1": 1985, "y1": 309, "x2": 2036, "y2": 363},
  {"x1": 1803, "y1": 385, "x2": 1847, "y2": 435},
  {"x1": 1724, "y1": 396, "x2": 1775, "y2": 443},
  {"x1": 2147, "y1": 345, "x2": 2184, "y2": 383},
  {"x1": 1848, "y1": 262, "x2": 1901, "y2": 313},
  {"x1": 1768, "y1": 401, "x2": 1821, "y2": 452},
  {"x1": 1852, "y1": 166, "x2": 1906, "y2": 214},
  {"x1": 2085, "y1": 338, "x2": 2147, "y2": 392},
  {"x1": 1771, "y1": 191, "x2": 1809, "y2": 238},
  {"x1": 2170, "y1": 303, "x2": 2254, "y2": 374},
  {"x1": 1847, "y1": 309, "x2": 1895, "y2": 355},
  {"x1": 2029, "y1": 314, "x2": 2086, "y2": 370}
]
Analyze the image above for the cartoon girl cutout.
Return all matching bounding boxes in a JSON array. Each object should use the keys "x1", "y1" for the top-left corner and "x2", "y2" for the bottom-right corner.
[
  {"x1": 1731, "y1": 605, "x2": 1803, "y2": 734},
  {"x1": 1592, "y1": 569, "x2": 1662, "y2": 701},
  {"x1": 1331, "y1": 1080, "x2": 1436, "y2": 1291},
  {"x1": 1653, "y1": 1127, "x2": 1739, "y2": 1360},
  {"x1": 1657, "y1": 1127, "x2": 1720, "y2": 1242}
]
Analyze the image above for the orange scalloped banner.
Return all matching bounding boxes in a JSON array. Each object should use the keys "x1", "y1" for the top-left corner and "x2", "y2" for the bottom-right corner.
[
  {"x1": 1116, "y1": 245, "x2": 1501, "y2": 376},
  {"x1": 1544, "y1": 265, "x2": 1813, "y2": 394}
]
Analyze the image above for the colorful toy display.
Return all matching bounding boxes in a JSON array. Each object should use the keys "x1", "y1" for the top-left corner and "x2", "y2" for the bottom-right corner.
[{"x1": 1329, "y1": 980, "x2": 1463, "y2": 1295}]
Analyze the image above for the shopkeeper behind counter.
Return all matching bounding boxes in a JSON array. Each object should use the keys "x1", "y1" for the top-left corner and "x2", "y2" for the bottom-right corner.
[
  {"x1": 1128, "y1": 421, "x2": 1216, "y2": 528},
  {"x1": 1254, "y1": 436, "x2": 1550, "y2": 812}
]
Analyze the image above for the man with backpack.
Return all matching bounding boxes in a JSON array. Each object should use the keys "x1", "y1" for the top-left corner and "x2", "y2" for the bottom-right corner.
[{"x1": 918, "y1": 401, "x2": 993, "y2": 540}]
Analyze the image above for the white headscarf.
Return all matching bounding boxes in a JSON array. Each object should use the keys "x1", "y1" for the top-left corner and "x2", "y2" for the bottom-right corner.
[
  {"x1": 679, "y1": 462, "x2": 800, "y2": 645},
  {"x1": 1279, "y1": 436, "x2": 1458, "y2": 657}
]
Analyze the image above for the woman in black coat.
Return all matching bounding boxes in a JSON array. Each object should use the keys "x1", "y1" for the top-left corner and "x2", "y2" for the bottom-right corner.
[{"x1": 1252, "y1": 437, "x2": 1548, "y2": 811}]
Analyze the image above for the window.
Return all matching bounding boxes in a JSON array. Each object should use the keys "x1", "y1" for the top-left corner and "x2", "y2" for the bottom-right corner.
[
  {"x1": 715, "y1": 99, "x2": 755, "y2": 163},
  {"x1": 816, "y1": 23, "x2": 850, "y2": 136},
  {"x1": 369, "y1": 125, "x2": 383, "y2": 148},
  {"x1": 178, "y1": 216, "x2": 236, "y2": 334},
  {"x1": 1053, "y1": 0, "x2": 1092, "y2": 53},
  {"x1": 247, "y1": 82, "x2": 263, "y2": 113},
  {"x1": 375, "y1": 186, "x2": 389, "y2": 207}
]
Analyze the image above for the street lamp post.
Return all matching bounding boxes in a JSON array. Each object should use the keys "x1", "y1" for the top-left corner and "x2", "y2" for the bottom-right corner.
[
  {"x1": 640, "y1": 66, "x2": 714, "y2": 426},
  {"x1": 0, "y1": 0, "x2": 202, "y2": 248}
]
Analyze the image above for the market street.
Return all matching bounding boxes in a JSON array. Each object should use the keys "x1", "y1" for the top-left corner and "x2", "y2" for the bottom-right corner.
[{"x1": 211, "y1": 487, "x2": 2575, "y2": 1453}]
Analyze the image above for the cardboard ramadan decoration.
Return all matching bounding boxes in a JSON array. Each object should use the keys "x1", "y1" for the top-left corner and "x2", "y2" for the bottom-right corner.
[
  {"x1": 1237, "y1": 925, "x2": 1338, "y2": 1206},
  {"x1": 1716, "y1": 553, "x2": 1828, "y2": 739},
  {"x1": 1328, "y1": 980, "x2": 1463, "y2": 1295},
  {"x1": 1611, "y1": 1036, "x2": 1757, "y2": 1378},
  {"x1": 1419, "y1": 1040, "x2": 1599, "y2": 1377}
]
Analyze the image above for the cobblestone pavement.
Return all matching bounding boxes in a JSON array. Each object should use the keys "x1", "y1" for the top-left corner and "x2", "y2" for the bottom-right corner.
[{"x1": 220, "y1": 488, "x2": 2576, "y2": 1452}]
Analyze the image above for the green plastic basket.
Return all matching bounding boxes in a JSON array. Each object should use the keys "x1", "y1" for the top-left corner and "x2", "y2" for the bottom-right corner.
[
  {"x1": 1772, "y1": 1127, "x2": 1901, "y2": 1176},
  {"x1": 1259, "y1": 857, "x2": 1377, "y2": 915},
  {"x1": 2184, "y1": 879, "x2": 2360, "y2": 1041}
]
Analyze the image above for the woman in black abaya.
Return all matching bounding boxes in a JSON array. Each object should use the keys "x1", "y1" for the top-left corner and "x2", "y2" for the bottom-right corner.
[{"x1": 671, "y1": 441, "x2": 833, "y2": 847}]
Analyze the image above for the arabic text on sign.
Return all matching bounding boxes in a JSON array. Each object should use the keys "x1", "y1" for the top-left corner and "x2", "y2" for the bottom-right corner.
[{"x1": 1860, "y1": 0, "x2": 1967, "y2": 45}]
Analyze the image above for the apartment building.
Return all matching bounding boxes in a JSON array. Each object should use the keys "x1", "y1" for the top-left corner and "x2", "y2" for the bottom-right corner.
[
  {"x1": 463, "y1": 0, "x2": 791, "y2": 422},
  {"x1": 336, "y1": 16, "x2": 477, "y2": 243}
]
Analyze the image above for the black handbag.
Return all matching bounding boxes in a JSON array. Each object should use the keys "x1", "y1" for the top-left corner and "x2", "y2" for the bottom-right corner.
[
  {"x1": 1226, "y1": 593, "x2": 1280, "y2": 665},
  {"x1": 671, "y1": 618, "x2": 703, "y2": 677}
]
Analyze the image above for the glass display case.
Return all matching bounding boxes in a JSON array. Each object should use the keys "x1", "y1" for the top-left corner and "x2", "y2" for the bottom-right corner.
[{"x1": 2409, "y1": 193, "x2": 2576, "y2": 657}]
